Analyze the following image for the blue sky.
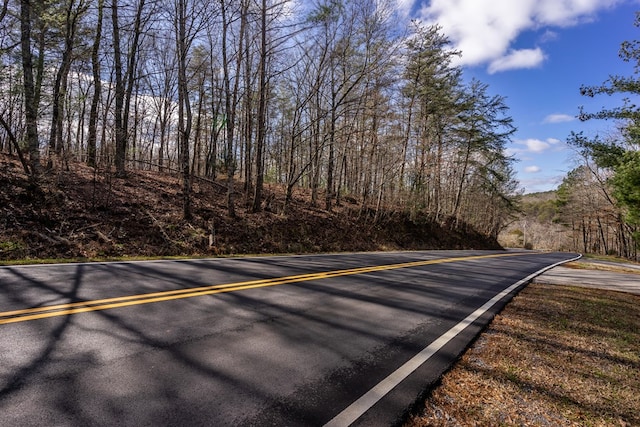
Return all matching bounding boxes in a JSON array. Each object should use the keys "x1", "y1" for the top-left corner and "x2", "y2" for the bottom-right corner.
[{"x1": 401, "y1": 0, "x2": 640, "y2": 193}]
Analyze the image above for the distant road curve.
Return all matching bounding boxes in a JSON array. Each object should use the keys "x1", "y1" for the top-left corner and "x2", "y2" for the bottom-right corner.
[{"x1": 0, "y1": 250, "x2": 579, "y2": 426}]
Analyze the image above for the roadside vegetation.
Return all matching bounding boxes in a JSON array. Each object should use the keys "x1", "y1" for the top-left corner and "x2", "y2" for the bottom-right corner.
[
  {"x1": 406, "y1": 269, "x2": 640, "y2": 427},
  {"x1": 1, "y1": 0, "x2": 518, "y2": 249},
  {"x1": 0, "y1": 153, "x2": 500, "y2": 263},
  {"x1": 564, "y1": 260, "x2": 640, "y2": 274},
  {"x1": 499, "y1": 12, "x2": 640, "y2": 261}
]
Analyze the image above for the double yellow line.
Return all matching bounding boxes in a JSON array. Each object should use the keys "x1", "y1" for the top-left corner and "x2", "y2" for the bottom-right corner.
[{"x1": 0, "y1": 252, "x2": 526, "y2": 325}]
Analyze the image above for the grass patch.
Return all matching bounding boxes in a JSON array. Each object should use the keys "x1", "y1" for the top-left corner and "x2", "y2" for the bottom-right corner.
[
  {"x1": 564, "y1": 261, "x2": 640, "y2": 275},
  {"x1": 0, "y1": 240, "x2": 27, "y2": 258},
  {"x1": 407, "y1": 283, "x2": 640, "y2": 427},
  {"x1": 582, "y1": 253, "x2": 638, "y2": 265},
  {"x1": 0, "y1": 240, "x2": 24, "y2": 251}
]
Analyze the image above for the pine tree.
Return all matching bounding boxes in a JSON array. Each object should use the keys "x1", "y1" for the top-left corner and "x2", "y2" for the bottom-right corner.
[{"x1": 578, "y1": 12, "x2": 640, "y2": 247}]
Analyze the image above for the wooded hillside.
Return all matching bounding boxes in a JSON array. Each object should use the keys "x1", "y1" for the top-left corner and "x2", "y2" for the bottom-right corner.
[
  {"x1": 499, "y1": 191, "x2": 568, "y2": 251},
  {"x1": 0, "y1": 0, "x2": 519, "y2": 256},
  {"x1": 0, "y1": 153, "x2": 500, "y2": 261},
  {"x1": 499, "y1": 186, "x2": 638, "y2": 260},
  {"x1": 499, "y1": 11, "x2": 640, "y2": 261}
]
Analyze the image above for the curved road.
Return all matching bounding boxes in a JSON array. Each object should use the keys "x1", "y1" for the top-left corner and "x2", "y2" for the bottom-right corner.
[{"x1": 0, "y1": 250, "x2": 578, "y2": 426}]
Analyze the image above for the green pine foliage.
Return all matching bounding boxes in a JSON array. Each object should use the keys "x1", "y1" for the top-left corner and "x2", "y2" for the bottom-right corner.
[{"x1": 573, "y1": 11, "x2": 640, "y2": 254}]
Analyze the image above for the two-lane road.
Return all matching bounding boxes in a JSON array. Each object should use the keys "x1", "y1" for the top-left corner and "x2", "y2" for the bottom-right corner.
[{"x1": 0, "y1": 250, "x2": 579, "y2": 426}]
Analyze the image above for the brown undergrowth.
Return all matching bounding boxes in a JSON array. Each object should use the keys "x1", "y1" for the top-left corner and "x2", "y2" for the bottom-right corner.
[
  {"x1": 0, "y1": 153, "x2": 500, "y2": 262},
  {"x1": 406, "y1": 283, "x2": 640, "y2": 427}
]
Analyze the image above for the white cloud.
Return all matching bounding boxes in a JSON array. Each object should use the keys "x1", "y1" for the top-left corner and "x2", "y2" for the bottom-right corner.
[
  {"x1": 524, "y1": 165, "x2": 542, "y2": 173},
  {"x1": 507, "y1": 137, "x2": 564, "y2": 156},
  {"x1": 539, "y1": 30, "x2": 559, "y2": 42},
  {"x1": 419, "y1": 0, "x2": 622, "y2": 71},
  {"x1": 523, "y1": 138, "x2": 551, "y2": 153},
  {"x1": 520, "y1": 175, "x2": 564, "y2": 193},
  {"x1": 488, "y1": 48, "x2": 546, "y2": 74},
  {"x1": 543, "y1": 113, "x2": 576, "y2": 123},
  {"x1": 534, "y1": 0, "x2": 606, "y2": 25}
]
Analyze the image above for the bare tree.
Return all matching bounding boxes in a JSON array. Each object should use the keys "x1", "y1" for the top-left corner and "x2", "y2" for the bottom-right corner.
[
  {"x1": 220, "y1": 0, "x2": 249, "y2": 217},
  {"x1": 20, "y1": 0, "x2": 41, "y2": 177},
  {"x1": 112, "y1": 0, "x2": 151, "y2": 176},
  {"x1": 48, "y1": 0, "x2": 88, "y2": 167},
  {"x1": 2, "y1": 0, "x2": 524, "y2": 241},
  {"x1": 87, "y1": 0, "x2": 104, "y2": 167},
  {"x1": 163, "y1": 0, "x2": 213, "y2": 218}
]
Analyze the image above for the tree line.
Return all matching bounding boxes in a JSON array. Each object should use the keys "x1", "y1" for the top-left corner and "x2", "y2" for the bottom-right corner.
[
  {"x1": 551, "y1": 12, "x2": 640, "y2": 260},
  {"x1": 0, "y1": 0, "x2": 518, "y2": 239}
]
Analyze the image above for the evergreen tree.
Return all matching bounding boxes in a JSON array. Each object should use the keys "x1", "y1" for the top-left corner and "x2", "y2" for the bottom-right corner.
[{"x1": 578, "y1": 12, "x2": 640, "y2": 245}]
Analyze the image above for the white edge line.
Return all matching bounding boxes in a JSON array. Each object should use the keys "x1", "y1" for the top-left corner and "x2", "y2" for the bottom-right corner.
[{"x1": 323, "y1": 253, "x2": 582, "y2": 427}]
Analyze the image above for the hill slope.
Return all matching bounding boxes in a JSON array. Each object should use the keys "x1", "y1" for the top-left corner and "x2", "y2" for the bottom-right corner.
[{"x1": 0, "y1": 154, "x2": 501, "y2": 262}]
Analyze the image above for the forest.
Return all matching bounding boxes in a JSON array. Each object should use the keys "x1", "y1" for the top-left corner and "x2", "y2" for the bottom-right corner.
[
  {"x1": 501, "y1": 12, "x2": 640, "y2": 261},
  {"x1": 500, "y1": 133, "x2": 640, "y2": 260},
  {"x1": 0, "y1": 0, "x2": 637, "y2": 261}
]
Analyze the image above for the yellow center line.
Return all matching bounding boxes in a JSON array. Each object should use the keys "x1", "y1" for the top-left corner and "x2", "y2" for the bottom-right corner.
[{"x1": 0, "y1": 252, "x2": 528, "y2": 325}]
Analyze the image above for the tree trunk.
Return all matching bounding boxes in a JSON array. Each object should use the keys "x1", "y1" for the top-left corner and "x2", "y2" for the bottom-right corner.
[
  {"x1": 192, "y1": 83, "x2": 205, "y2": 176},
  {"x1": 49, "y1": 0, "x2": 82, "y2": 167},
  {"x1": 20, "y1": 0, "x2": 41, "y2": 177},
  {"x1": 453, "y1": 135, "x2": 473, "y2": 221},
  {"x1": 87, "y1": 0, "x2": 103, "y2": 168},
  {"x1": 123, "y1": 0, "x2": 146, "y2": 168},
  {"x1": 0, "y1": 114, "x2": 30, "y2": 175},
  {"x1": 112, "y1": 0, "x2": 126, "y2": 175},
  {"x1": 176, "y1": 0, "x2": 192, "y2": 220},
  {"x1": 221, "y1": 0, "x2": 247, "y2": 218},
  {"x1": 325, "y1": 97, "x2": 336, "y2": 211},
  {"x1": 252, "y1": 0, "x2": 268, "y2": 213}
]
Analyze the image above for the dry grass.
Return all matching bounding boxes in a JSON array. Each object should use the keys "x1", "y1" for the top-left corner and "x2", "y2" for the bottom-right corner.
[
  {"x1": 407, "y1": 283, "x2": 640, "y2": 427},
  {"x1": 564, "y1": 261, "x2": 640, "y2": 275}
]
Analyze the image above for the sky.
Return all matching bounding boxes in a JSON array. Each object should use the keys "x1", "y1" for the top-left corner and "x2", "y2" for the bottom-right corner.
[{"x1": 398, "y1": 0, "x2": 640, "y2": 193}]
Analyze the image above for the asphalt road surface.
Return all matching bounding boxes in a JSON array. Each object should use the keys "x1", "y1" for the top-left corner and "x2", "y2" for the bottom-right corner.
[{"x1": 0, "y1": 250, "x2": 579, "y2": 426}]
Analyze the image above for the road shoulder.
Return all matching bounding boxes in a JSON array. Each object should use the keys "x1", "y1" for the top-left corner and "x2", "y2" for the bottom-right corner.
[{"x1": 406, "y1": 259, "x2": 640, "y2": 427}]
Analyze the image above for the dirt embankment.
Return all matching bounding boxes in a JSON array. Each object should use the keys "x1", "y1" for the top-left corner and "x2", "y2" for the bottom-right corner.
[{"x1": 0, "y1": 154, "x2": 501, "y2": 262}]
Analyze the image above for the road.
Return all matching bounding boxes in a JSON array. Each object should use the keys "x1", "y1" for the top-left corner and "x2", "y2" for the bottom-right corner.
[{"x1": 0, "y1": 250, "x2": 578, "y2": 426}]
